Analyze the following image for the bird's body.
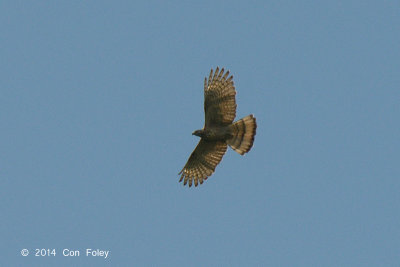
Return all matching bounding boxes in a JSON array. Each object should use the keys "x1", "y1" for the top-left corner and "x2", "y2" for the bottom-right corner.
[
  {"x1": 193, "y1": 126, "x2": 232, "y2": 141},
  {"x1": 179, "y1": 67, "x2": 257, "y2": 187}
]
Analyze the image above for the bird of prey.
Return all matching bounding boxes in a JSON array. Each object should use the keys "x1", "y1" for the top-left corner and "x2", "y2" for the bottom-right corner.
[{"x1": 179, "y1": 67, "x2": 257, "y2": 187}]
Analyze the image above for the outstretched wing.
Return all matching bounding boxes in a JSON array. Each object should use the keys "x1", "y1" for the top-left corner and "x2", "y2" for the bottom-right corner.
[
  {"x1": 179, "y1": 139, "x2": 227, "y2": 187},
  {"x1": 204, "y1": 67, "x2": 237, "y2": 127}
]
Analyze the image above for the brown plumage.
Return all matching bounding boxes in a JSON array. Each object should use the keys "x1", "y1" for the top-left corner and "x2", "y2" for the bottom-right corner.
[{"x1": 179, "y1": 67, "x2": 257, "y2": 187}]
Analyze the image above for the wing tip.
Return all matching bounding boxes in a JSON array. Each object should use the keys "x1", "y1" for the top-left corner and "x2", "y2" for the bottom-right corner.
[{"x1": 178, "y1": 170, "x2": 211, "y2": 188}]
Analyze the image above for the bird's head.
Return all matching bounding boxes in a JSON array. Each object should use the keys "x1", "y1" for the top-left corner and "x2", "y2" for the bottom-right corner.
[{"x1": 192, "y1": 129, "x2": 204, "y2": 137}]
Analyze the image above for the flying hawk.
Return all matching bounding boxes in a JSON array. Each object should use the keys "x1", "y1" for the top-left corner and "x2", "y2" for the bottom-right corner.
[{"x1": 179, "y1": 67, "x2": 257, "y2": 187}]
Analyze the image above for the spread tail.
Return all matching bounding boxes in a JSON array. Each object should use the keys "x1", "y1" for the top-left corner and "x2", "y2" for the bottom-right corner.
[{"x1": 227, "y1": 114, "x2": 257, "y2": 155}]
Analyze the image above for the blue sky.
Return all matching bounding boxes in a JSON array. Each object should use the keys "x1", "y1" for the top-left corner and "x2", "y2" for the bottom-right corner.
[{"x1": 1, "y1": 1, "x2": 399, "y2": 266}]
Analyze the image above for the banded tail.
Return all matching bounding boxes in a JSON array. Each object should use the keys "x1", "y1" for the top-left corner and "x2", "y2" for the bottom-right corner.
[{"x1": 227, "y1": 114, "x2": 257, "y2": 155}]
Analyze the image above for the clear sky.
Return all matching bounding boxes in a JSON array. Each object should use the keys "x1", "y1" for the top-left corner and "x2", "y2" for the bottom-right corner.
[{"x1": 1, "y1": 1, "x2": 399, "y2": 266}]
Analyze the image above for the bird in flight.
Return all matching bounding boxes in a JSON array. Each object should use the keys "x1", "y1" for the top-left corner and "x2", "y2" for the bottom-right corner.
[{"x1": 179, "y1": 67, "x2": 257, "y2": 187}]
